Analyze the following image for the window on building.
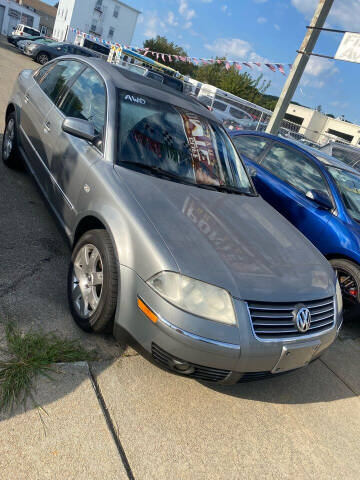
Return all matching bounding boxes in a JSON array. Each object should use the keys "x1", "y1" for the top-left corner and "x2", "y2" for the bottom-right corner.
[
  {"x1": 114, "y1": 6, "x2": 119, "y2": 17},
  {"x1": 90, "y1": 21, "x2": 97, "y2": 32},
  {"x1": 108, "y1": 27, "x2": 114, "y2": 39},
  {"x1": 327, "y1": 129, "x2": 354, "y2": 143}
]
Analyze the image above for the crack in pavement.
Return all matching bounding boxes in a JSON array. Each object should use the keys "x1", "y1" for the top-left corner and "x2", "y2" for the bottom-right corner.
[
  {"x1": 0, "y1": 256, "x2": 54, "y2": 299},
  {"x1": 87, "y1": 363, "x2": 136, "y2": 480}
]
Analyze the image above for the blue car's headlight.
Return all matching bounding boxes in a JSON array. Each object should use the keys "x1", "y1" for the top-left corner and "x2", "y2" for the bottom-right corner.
[{"x1": 147, "y1": 271, "x2": 236, "y2": 325}]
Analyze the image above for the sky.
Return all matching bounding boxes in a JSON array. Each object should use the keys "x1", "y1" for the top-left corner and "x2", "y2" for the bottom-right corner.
[{"x1": 44, "y1": 0, "x2": 360, "y2": 124}]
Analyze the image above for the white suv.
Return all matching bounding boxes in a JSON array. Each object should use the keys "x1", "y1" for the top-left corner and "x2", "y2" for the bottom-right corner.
[{"x1": 12, "y1": 24, "x2": 40, "y2": 38}]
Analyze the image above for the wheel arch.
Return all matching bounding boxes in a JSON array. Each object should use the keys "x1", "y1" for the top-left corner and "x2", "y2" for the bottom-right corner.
[{"x1": 325, "y1": 253, "x2": 360, "y2": 267}]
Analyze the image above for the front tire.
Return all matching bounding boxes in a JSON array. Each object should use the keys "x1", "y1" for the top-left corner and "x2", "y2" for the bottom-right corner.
[
  {"x1": 330, "y1": 258, "x2": 360, "y2": 321},
  {"x1": 36, "y1": 52, "x2": 50, "y2": 65},
  {"x1": 68, "y1": 229, "x2": 118, "y2": 333},
  {"x1": 2, "y1": 112, "x2": 23, "y2": 169}
]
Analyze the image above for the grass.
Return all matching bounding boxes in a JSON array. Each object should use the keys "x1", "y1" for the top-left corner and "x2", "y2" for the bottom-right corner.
[{"x1": 0, "y1": 323, "x2": 96, "y2": 413}]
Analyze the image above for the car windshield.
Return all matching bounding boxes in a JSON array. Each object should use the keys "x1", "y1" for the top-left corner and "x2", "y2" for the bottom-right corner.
[
  {"x1": 117, "y1": 91, "x2": 255, "y2": 193},
  {"x1": 332, "y1": 146, "x2": 360, "y2": 166},
  {"x1": 327, "y1": 166, "x2": 360, "y2": 221}
]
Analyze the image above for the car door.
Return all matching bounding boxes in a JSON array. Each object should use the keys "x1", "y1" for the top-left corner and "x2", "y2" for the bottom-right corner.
[
  {"x1": 45, "y1": 66, "x2": 107, "y2": 230},
  {"x1": 19, "y1": 60, "x2": 84, "y2": 196},
  {"x1": 255, "y1": 142, "x2": 334, "y2": 251}
]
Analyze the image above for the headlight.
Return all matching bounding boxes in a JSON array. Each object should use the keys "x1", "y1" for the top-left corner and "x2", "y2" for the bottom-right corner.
[
  {"x1": 147, "y1": 271, "x2": 236, "y2": 325},
  {"x1": 336, "y1": 278, "x2": 343, "y2": 314}
]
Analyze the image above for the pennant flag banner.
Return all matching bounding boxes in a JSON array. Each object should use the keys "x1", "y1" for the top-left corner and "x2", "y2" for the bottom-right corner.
[{"x1": 69, "y1": 27, "x2": 290, "y2": 75}]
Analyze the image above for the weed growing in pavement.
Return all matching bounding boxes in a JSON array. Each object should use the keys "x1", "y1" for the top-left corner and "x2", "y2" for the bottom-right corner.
[{"x1": 0, "y1": 323, "x2": 97, "y2": 413}]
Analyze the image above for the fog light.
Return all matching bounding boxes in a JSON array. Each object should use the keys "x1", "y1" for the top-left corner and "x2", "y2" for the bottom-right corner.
[{"x1": 169, "y1": 358, "x2": 195, "y2": 375}]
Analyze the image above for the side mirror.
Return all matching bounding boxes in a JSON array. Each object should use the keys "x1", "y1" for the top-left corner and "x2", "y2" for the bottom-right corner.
[
  {"x1": 248, "y1": 166, "x2": 257, "y2": 178},
  {"x1": 306, "y1": 189, "x2": 332, "y2": 210},
  {"x1": 62, "y1": 118, "x2": 96, "y2": 142}
]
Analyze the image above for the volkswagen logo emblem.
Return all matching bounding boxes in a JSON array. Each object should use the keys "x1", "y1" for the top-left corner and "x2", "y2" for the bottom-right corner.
[{"x1": 293, "y1": 305, "x2": 311, "y2": 333}]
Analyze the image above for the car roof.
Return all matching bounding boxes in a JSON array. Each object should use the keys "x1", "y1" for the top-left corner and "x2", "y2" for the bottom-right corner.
[
  {"x1": 66, "y1": 57, "x2": 216, "y2": 120},
  {"x1": 230, "y1": 129, "x2": 360, "y2": 175}
]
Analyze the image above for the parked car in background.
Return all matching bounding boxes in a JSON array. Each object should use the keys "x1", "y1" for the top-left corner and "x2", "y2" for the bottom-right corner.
[
  {"x1": 74, "y1": 36, "x2": 110, "y2": 58},
  {"x1": 16, "y1": 36, "x2": 50, "y2": 51},
  {"x1": 223, "y1": 118, "x2": 267, "y2": 132},
  {"x1": 24, "y1": 42, "x2": 99, "y2": 64},
  {"x1": 230, "y1": 130, "x2": 360, "y2": 319},
  {"x1": 321, "y1": 142, "x2": 360, "y2": 170},
  {"x1": 209, "y1": 98, "x2": 254, "y2": 124},
  {"x1": 7, "y1": 24, "x2": 40, "y2": 45},
  {"x1": 2, "y1": 57, "x2": 341, "y2": 383}
]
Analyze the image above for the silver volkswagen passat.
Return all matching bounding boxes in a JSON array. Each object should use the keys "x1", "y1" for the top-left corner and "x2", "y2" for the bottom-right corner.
[{"x1": 2, "y1": 57, "x2": 342, "y2": 384}]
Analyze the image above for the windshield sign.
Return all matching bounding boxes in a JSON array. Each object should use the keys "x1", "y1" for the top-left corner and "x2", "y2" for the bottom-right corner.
[
  {"x1": 118, "y1": 91, "x2": 254, "y2": 193},
  {"x1": 328, "y1": 166, "x2": 360, "y2": 221}
]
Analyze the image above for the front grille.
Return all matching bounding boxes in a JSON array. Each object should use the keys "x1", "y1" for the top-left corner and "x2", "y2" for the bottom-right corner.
[
  {"x1": 151, "y1": 343, "x2": 230, "y2": 382},
  {"x1": 248, "y1": 296, "x2": 335, "y2": 340}
]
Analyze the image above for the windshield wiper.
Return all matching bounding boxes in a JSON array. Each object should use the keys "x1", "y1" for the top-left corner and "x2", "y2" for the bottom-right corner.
[
  {"x1": 198, "y1": 184, "x2": 257, "y2": 196},
  {"x1": 120, "y1": 162, "x2": 257, "y2": 195}
]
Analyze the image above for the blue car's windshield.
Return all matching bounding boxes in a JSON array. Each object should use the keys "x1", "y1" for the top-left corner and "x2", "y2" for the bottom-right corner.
[
  {"x1": 327, "y1": 166, "x2": 360, "y2": 222},
  {"x1": 117, "y1": 91, "x2": 255, "y2": 194}
]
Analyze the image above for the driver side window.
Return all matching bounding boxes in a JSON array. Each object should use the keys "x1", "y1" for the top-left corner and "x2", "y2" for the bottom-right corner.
[{"x1": 261, "y1": 144, "x2": 328, "y2": 195}]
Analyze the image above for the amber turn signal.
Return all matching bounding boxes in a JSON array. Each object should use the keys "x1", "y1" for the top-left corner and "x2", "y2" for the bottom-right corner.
[{"x1": 137, "y1": 297, "x2": 158, "y2": 323}]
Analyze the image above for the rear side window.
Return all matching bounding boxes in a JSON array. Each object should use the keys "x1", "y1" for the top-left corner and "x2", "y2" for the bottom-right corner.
[
  {"x1": 60, "y1": 68, "x2": 106, "y2": 142},
  {"x1": 229, "y1": 107, "x2": 249, "y2": 120},
  {"x1": 261, "y1": 144, "x2": 328, "y2": 195},
  {"x1": 213, "y1": 101, "x2": 227, "y2": 112},
  {"x1": 232, "y1": 135, "x2": 270, "y2": 162},
  {"x1": 38, "y1": 60, "x2": 83, "y2": 103}
]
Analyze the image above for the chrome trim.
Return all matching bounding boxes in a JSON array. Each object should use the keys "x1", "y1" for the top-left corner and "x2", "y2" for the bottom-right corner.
[
  {"x1": 246, "y1": 298, "x2": 337, "y2": 343},
  {"x1": 20, "y1": 126, "x2": 76, "y2": 211},
  {"x1": 154, "y1": 313, "x2": 240, "y2": 351}
]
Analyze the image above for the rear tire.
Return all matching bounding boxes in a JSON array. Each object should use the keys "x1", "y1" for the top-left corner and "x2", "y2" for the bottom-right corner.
[
  {"x1": 68, "y1": 229, "x2": 118, "y2": 333},
  {"x1": 36, "y1": 52, "x2": 50, "y2": 65},
  {"x1": 330, "y1": 258, "x2": 360, "y2": 321},
  {"x1": 2, "y1": 112, "x2": 23, "y2": 170}
]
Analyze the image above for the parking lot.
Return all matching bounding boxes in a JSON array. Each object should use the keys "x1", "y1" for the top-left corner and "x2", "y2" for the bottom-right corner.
[{"x1": 0, "y1": 35, "x2": 360, "y2": 479}]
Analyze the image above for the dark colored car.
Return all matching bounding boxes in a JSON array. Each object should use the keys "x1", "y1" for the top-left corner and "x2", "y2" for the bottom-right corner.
[
  {"x1": 24, "y1": 42, "x2": 99, "y2": 65},
  {"x1": 321, "y1": 142, "x2": 360, "y2": 170},
  {"x1": 230, "y1": 130, "x2": 360, "y2": 319}
]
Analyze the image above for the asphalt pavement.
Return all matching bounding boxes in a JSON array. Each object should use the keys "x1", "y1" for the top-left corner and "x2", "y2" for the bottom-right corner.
[{"x1": 0, "y1": 36, "x2": 359, "y2": 480}]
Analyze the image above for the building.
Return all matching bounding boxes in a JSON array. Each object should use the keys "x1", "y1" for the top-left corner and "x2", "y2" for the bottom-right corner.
[
  {"x1": 15, "y1": 0, "x2": 57, "y2": 36},
  {"x1": 285, "y1": 104, "x2": 360, "y2": 146},
  {"x1": 0, "y1": 0, "x2": 40, "y2": 35},
  {"x1": 53, "y1": 0, "x2": 140, "y2": 46}
]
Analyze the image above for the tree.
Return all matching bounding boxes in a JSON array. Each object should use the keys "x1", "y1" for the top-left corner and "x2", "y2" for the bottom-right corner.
[{"x1": 143, "y1": 36, "x2": 196, "y2": 76}]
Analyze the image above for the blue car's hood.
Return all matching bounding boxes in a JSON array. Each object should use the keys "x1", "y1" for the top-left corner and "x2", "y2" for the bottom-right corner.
[{"x1": 115, "y1": 167, "x2": 335, "y2": 302}]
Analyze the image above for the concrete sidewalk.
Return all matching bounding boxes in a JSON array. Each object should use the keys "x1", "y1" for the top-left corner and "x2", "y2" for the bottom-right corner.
[
  {"x1": 0, "y1": 343, "x2": 359, "y2": 480},
  {"x1": 0, "y1": 363, "x2": 128, "y2": 480},
  {"x1": 93, "y1": 341, "x2": 360, "y2": 480}
]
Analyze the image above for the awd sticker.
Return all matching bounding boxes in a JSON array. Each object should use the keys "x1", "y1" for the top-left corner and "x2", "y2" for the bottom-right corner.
[{"x1": 124, "y1": 94, "x2": 146, "y2": 104}]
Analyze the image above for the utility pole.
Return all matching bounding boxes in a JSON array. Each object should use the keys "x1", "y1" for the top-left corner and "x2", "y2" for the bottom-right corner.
[{"x1": 266, "y1": 0, "x2": 334, "y2": 135}]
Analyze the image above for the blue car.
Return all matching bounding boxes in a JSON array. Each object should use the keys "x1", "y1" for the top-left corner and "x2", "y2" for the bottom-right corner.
[{"x1": 230, "y1": 131, "x2": 360, "y2": 318}]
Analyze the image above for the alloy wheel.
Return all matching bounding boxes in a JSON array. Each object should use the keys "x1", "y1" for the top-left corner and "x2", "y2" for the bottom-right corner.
[
  {"x1": 71, "y1": 244, "x2": 104, "y2": 319},
  {"x1": 38, "y1": 54, "x2": 49, "y2": 65},
  {"x1": 336, "y1": 267, "x2": 359, "y2": 306},
  {"x1": 3, "y1": 118, "x2": 15, "y2": 161}
]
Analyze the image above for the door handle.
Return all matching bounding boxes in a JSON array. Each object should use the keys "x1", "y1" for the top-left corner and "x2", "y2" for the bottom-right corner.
[
  {"x1": 24, "y1": 94, "x2": 31, "y2": 103},
  {"x1": 44, "y1": 121, "x2": 51, "y2": 133}
]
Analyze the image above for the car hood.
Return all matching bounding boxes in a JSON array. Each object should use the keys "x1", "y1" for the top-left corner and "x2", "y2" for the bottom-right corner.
[{"x1": 115, "y1": 167, "x2": 335, "y2": 302}]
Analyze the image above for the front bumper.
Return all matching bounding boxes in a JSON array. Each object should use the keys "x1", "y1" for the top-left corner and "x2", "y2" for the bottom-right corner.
[{"x1": 114, "y1": 266, "x2": 340, "y2": 384}]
